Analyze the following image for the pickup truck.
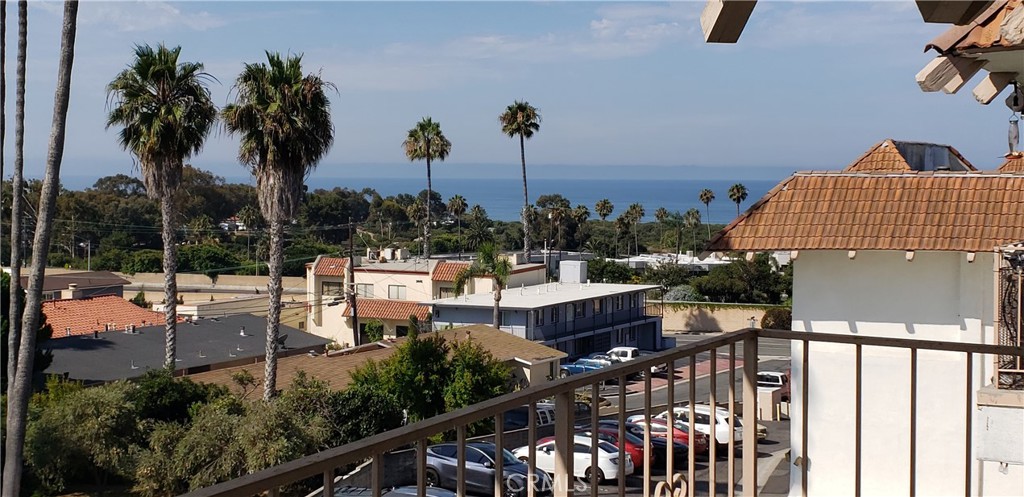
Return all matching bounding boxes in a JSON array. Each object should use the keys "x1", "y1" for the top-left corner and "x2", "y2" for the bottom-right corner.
[
  {"x1": 607, "y1": 347, "x2": 668, "y2": 376},
  {"x1": 757, "y1": 370, "x2": 791, "y2": 402}
]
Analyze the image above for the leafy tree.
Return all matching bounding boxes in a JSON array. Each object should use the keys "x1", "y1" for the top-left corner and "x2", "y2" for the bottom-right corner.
[
  {"x1": 121, "y1": 249, "x2": 164, "y2": 275},
  {"x1": 690, "y1": 253, "x2": 791, "y2": 304},
  {"x1": 107, "y1": 43, "x2": 217, "y2": 371},
  {"x1": 663, "y1": 284, "x2": 702, "y2": 302},
  {"x1": 453, "y1": 243, "x2": 513, "y2": 328},
  {"x1": 594, "y1": 198, "x2": 613, "y2": 221},
  {"x1": 222, "y1": 52, "x2": 335, "y2": 400},
  {"x1": 499, "y1": 100, "x2": 541, "y2": 260},
  {"x1": 364, "y1": 320, "x2": 385, "y2": 342},
  {"x1": 587, "y1": 258, "x2": 633, "y2": 284},
  {"x1": 128, "y1": 370, "x2": 228, "y2": 424},
  {"x1": 91, "y1": 174, "x2": 146, "y2": 197},
  {"x1": 379, "y1": 333, "x2": 450, "y2": 422},
  {"x1": 403, "y1": 117, "x2": 451, "y2": 258},
  {"x1": 444, "y1": 337, "x2": 513, "y2": 436},
  {"x1": 698, "y1": 188, "x2": 715, "y2": 238},
  {"x1": 179, "y1": 244, "x2": 241, "y2": 281},
  {"x1": 728, "y1": 183, "x2": 748, "y2": 217},
  {"x1": 130, "y1": 290, "x2": 151, "y2": 309}
]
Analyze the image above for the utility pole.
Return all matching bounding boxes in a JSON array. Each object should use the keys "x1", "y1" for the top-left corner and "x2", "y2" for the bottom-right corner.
[{"x1": 348, "y1": 217, "x2": 359, "y2": 346}]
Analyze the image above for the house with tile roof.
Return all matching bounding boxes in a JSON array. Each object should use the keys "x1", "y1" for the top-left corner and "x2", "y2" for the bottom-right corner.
[
  {"x1": 43, "y1": 294, "x2": 170, "y2": 338},
  {"x1": 186, "y1": 324, "x2": 567, "y2": 399},
  {"x1": 11, "y1": 270, "x2": 131, "y2": 301},
  {"x1": 305, "y1": 254, "x2": 545, "y2": 346},
  {"x1": 706, "y1": 141, "x2": 1024, "y2": 496}
]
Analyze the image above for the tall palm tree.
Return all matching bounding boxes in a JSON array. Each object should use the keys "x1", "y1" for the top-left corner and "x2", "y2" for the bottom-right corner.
[
  {"x1": 499, "y1": 101, "x2": 541, "y2": 260},
  {"x1": 665, "y1": 210, "x2": 685, "y2": 262},
  {"x1": 627, "y1": 202, "x2": 645, "y2": 256},
  {"x1": 571, "y1": 204, "x2": 590, "y2": 248},
  {"x1": 683, "y1": 208, "x2": 701, "y2": 255},
  {"x1": 4, "y1": 2, "x2": 78, "y2": 494},
  {"x1": 655, "y1": 206, "x2": 669, "y2": 247},
  {"x1": 699, "y1": 188, "x2": 715, "y2": 238},
  {"x1": 237, "y1": 204, "x2": 262, "y2": 265},
  {"x1": 403, "y1": 117, "x2": 451, "y2": 258},
  {"x1": 222, "y1": 52, "x2": 335, "y2": 401},
  {"x1": 452, "y1": 243, "x2": 513, "y2": 328},
  {"x1": 595, "y1": 198, "x2": 613, "y2": 221},
  {"x1": 107, "y1": 44, "x2": 217, "y2": 370},
  {"x1": 728, "y1": 183, "x2": 748, "y2": 217},
  {"x1": 613, "y1": 214, "x2": 629, "y2": 257},
  {"x1": 7, "y1": 0, "x2": 27, "y2": 402},
  {"x1": 448, "y1": 194, "x2": 467, "y2": 259}
]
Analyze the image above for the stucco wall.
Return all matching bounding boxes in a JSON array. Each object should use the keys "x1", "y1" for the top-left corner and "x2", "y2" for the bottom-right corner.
[
  {"x1": 652, "y1": 302, "x2": 779, "y2": 332},
  {"x1": 788, "y1": 250, "x2": 1013, "y2": 496}
]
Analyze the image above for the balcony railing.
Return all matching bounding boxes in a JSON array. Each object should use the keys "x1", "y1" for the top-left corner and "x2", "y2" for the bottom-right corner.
[{"x1": 181, "y1": 328, "x2": 1021, "y2": 497}]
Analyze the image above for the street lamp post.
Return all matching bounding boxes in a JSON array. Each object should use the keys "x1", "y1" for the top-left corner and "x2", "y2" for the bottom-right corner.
[{"x1": 78, "y1": 240, "x2": 91, "y2": 271}]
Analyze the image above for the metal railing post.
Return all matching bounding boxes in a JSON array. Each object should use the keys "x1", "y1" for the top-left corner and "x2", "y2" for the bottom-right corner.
[
  {"x1": 742, "y1": 334, "x2": 758, "y2": 497},
  {"x1": 710, "y1": 347, "x2": 718, "y2": 497},
  {"x1": 554, "y1": 390, "x2": 574, "y2": 497},
  {"x1": 495, "y1": 413, "x2": 504, "y2": 497},
  {"x1": 371, "y1": 453, "x2": 383, "y2": 497},
  {"x1": 321, "y1": 469, "x2": 334, "y2": 497},
  {"x1": 418, "y1": 438, "x2": 428, "y2": 497},
  {"x1": 457, "y1": 426, "x2": 467, "y2": 497}
]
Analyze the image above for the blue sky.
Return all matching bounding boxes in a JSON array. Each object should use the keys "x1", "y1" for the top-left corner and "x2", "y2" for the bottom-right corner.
[{"x1": 4, "y1": 1, "x2": 1013, "y2": 185}]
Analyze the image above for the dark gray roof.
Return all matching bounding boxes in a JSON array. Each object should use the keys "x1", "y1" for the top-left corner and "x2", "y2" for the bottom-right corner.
[
  {"x1": 45, "y1": 314, "x2": 331, "y2": 383},
  {"x1": 24, "y1": 271, "x2": 130, "y2": 292}
]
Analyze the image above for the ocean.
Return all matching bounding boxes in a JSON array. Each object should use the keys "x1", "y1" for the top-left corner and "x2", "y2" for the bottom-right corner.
[{"x1": 304, "y1": 177, "x2": 780, "y2": 223}]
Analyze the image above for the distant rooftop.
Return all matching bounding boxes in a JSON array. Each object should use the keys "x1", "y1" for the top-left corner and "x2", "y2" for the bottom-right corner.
[
  {"x1": 426, "y1": 282, "x2": 660, "y2": 310},
  {"x1": 844, "y1": 139, "x2": 975, "y2": 173},
  {"x1": 44, "y1": 294, "x2": 169, "y2": 337},
  {"x1": 20, "y1": 270, "x2": 130, "y2": 293}
]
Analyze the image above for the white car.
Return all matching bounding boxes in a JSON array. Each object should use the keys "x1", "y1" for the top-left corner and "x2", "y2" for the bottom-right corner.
[
  {"x1": 512, "y1": 435, "x2": 633, "y2": 483},
  {"x1": 654, "y1": 404, "x2": 745, "y2": 445},
  {"x1": 606, "y1": 347, "x2": 668, "y2": 376}
]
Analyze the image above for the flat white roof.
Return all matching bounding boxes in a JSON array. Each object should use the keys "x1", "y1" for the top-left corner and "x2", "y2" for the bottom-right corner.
[{"x1": 425, "y1": 282, "x2": 660, "y2": 310}]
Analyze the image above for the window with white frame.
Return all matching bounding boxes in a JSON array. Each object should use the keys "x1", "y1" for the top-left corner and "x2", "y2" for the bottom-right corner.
[
  {"x1": 388, "y1": 285, "x2": 407, "y2": 300},
  {"x1": 356, "y1": 283, "x2": 373, "y2": 298},
  {"x1": 321, "y1": 281, "x2": 343, "y2": 297}
]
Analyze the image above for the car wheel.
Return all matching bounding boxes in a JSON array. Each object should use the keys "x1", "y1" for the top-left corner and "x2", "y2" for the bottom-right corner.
[
  {"x1": 425, "y1": 468, "x2": 441, "y2": 488},
  {"x1": 559, "y1": 369, "x2": 570, "y2": 378},
  {"x1": 504, "y1": 476, "x2": 526, "y2": 497},
  {"x1": 518, "y1": 456, "x2": 529, "y2": 463},
  {"x1": 585, "y1": 466, "x2": 605, "y2": 484}
]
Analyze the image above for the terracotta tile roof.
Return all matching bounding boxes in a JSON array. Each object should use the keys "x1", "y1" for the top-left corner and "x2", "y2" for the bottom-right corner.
[
  {"x1": 345, "y1": 299, "x2": 430, "y2": 322},
  {"x1": 926, "y1": 0, "x2": 1022, "y2": 54},
  {"x1": 312, "y1": 256, "x2": 348, "y2": 277},
  {"x1": 844, "y1": 139, "x2": 975, "y2": 172},
  {"x1": 43, "y1": 295, "x2": 170, "y2": 338},
  {"x1": 999, "y1": 154, "x2": 1024, "y2": 172},
  {"x1": 431, "y1": 261, "x2": 471, "y2": 282},
  {"x1": 187, "y1": 325, "x2": 565, "y2": 398},
  {"x1": 707, "y1": 171, "x2": 1024, "y2": 253}
]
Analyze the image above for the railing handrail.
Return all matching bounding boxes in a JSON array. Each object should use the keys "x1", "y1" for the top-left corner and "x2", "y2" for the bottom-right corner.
[{"x1": 180, "y1": 327, "x2": 1023, "y2": 497}]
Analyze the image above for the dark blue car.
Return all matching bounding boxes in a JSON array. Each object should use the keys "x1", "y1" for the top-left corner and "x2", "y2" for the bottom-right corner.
[{"x1": 558, "y1": 358, "x2": 607, "y2": 378}]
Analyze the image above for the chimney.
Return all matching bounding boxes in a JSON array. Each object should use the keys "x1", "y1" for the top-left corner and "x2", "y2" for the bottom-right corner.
[
  {"x1": 61, "y1": 283, "x2": 83, "y2": 300},
  {"x1": 65, "y1": 327, "x2": 71, "y2": 337},
  {"x1": 93, "y1": 329, "x2": 99, "y2": 339}
]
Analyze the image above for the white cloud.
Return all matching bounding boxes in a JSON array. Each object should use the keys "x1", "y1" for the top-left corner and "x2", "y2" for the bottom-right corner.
[{"x1": 33, "y1": 0, "x2": 225, "y2": 32}]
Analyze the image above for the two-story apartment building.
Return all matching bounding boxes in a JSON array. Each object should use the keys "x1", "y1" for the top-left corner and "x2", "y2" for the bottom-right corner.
[
  {"x1": 306, "y1": 254, "x2": 546, "y2": 346},
  {"x1": 426, "y1": 262, "x2": 662, "y2": 358}
]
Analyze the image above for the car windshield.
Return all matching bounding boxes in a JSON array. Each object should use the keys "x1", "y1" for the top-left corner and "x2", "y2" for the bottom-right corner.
[
  {"x1": 621, "y1": 430, "x2": 646, "y2": 445},
  {"x1": 758, "y1": 373, "x2": 780, "y2": 384},
  {"x1": 476, "y1": 445, "x2": 519, "y2": 466},
  {"x1": 597, "y1": 441, "x2": 618, "y2": 453}
]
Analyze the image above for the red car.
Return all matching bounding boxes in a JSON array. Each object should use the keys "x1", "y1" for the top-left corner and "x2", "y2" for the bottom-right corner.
[
  {"x1": 626, "y1": 417, "x2": 710, "y2": 455},
  {"x1": 576, "y1": 427, "x2": 653, "y2": 466}
]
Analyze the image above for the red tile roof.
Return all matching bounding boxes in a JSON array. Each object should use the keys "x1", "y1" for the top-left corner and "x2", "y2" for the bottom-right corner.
[
  {"x1": 926, "y1": 0, "x2": 1022, "y2": 54},
  {"x1": 707, "y1": 171, "x2": 1024, "y2": 253},
  {"x1": 844, "y1": 139, "x2": 975, "y2": 172},
  {"x1": 344, "y1": 299, "x2": 430, "y2": 322},
  {"x1": 431, "y1": 261, "x2": 471, "y2": 282},
  {"x1": 999, "y1": 154, "x2": 1024, "y2": 172},
  {"x1": 312, "y1": 257, "x2": 348, "y2": 277},
  {"x1": 43, "y1": 295, "x2": 170, "y2": 338}
]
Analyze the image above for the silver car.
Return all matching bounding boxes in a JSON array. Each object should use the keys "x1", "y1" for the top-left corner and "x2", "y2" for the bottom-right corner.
[{"x1": 426, "y1": 442, "x2": 552, "y2": 496}]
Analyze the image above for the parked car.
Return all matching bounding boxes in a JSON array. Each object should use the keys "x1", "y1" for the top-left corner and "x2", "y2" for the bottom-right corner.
[
  {"x1": 624, "y1": 416, "x2": 709, "y2": 454},
  {"x1": 593, "y1": 420, "x2": 689, "y2": 466},
  {"x1": 757, "y1": 370, "x2": 791, "y2": 402},
  {"x1": 503, "y1": 404, "x2": 556, "y2": 430},
  {"x1": 513, "y1": 435, "x2": 633, "y2": 483},
  {"x1": 606, "y1": 347, "x2": 668, "y2": 377},
  {"x1": 558, "y1": 358, "x2": 607, "y2": 378},
  {"x1": 655, "y1": 404, "x2": 767, "y2": 445},
  {"x1": 584, "y1": 353, "x2": 615, "y2": 367},
  {"x1": 386, "y1": 487, "x2": 458, "y2": 497},
  {"x1": 425, "y1": 442, "x2": 552, "y2": 496},
  {"x1": 576, "y1": 426, "x2": 653, "y2": 466}
]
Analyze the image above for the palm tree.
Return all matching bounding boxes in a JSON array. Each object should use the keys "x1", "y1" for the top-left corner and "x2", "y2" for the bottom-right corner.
[
  {"x1": 595, "y1": 198, "x2": 613, "y2": 221},
  {"x1": 683, "y1": 208, "x2": 701, "y2": 254},
  {"x1": 7, "y1": 0, "x2": 27, "y2": 403},
  {"x1": 403, "y1": 117, "x2": 451, "y2": 258},
  {"x1": 499, "y1": 101, "x2": 541, "y2": 260},
  {"x1": 448, "y1": 194, "x2": 467, "y2": 259},
  {"x1": 665, "y1": 210, "x2": 685, "y2": 262},
  {"x1": 627, "y1": 202, "x2": 645, "y2": 256},
  {"x1": 107, "y1": 44, "x2": 216, "y2": 370},
  {"x1": 655, "y1": 206, "x2": 669, "y2": 247},
  {"x1": 237, "y1": 204, "x2": 262, "y2": 265},
  {"x1": 452, "y1": 243, "x2": 513, "y2": 328},
  {"x1": 728, "y1": 183, "x2": 748, "y2": 217},
  {"x1": 571, "y1": 204, "x2": 590, "y2": 248},
  {"x1": 4, "y1": 2, "x2": 78, "y2": 494},
  {"x1": 613, "y1": 214, "x2": 629, "y2": 257},
  {"x1": 222, "y1": 52, "x2": 335, "y2": 401},
  {"x1": 699, "y1": 188, "x2": 715, "y2": 238}
]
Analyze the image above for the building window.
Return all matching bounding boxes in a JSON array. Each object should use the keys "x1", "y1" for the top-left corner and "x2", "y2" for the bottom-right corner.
[
  {"x1": 593, "y1": 298, "x2": 603, "y2": 315},
  {"x1": 630, "y1": 293, "x2": 638, "y2": 308},
  {"x1": 356, "y1": 283, "x2": 373, "y2": 298},
  {"x1": 500, "y1": 311, "x2": 512, "y2": 327},
  {"x1": 615, "y1": 295, "x2": 624, "y2": 310},
  {"x1": 322, "y1": 281, "x2": 343, "y2": 297},
  {"x1": 551, "y1": 306, "x2": 560, "y2": 323},
  {"x1": 388, "y1": 285, "x2": 407, "y2": 300},
  {"x1": 535, "y1": 310, "x2": 545, "y2": 326},
  {"x1": 396, "y1": 326, "x2": 409, "y2": 337},
  {"x1": 439, "y1": 286, "x2": 455, "y2": 299},
  {"x1": 566, "y1": 304, "x2": 574, "y2": 319},
  {"x1": 575, "y1": 302, "x2": 585, "y2": 318}
]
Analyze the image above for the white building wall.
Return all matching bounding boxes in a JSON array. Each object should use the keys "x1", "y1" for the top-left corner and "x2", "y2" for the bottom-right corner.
[{"x1": 788, "y1": 250, "x2": 1013, "y2": 497}]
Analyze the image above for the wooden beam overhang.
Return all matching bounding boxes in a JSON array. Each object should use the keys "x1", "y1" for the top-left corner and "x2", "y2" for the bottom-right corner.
[
  {"x1": 916, "y1": 55, "x2": 986, "y2": 92},
  {"x1": 701, "y1": 0, "x2": 757, "y2": 44},
  {"x1": 916, "y1": 1, "x2": 995, "y2": 24},
  {"x1": 973, "y1": 72, "x2": 1017, "y2": 104}
]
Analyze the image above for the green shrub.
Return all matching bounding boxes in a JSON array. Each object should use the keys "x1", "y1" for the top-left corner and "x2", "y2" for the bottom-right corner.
[{"x1": 761, "y1": 307, "x2": 792, "y2": 330}]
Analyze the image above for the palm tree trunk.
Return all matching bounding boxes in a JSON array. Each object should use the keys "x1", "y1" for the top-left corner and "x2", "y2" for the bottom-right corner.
[
  {"x1": 675, "y1": 228, "x2": 682, "y2": 264},
  {"x1": 705, "y1": 205, "x2": 712, "y2": 239},
  {"x1": 520, "y1": 133, "x2": 530, "y2": 260},
  {"x1": 6, "y1": 0, "x2": 27, "y2": 401},
  {"x1": 160, "y1": 194, "x2": 179, "y2": 369},
  {"x1": 423, "y1": 140, "x2": 432, "y2": 258},
  {"x1": 492, "y1": 282, "x2": 502, "y2": 329},
  {"x1": 457, "y1": 221, "x2": 462, "y2": 260},
  {"x1": 736, "y1": 203, "x2": 740, "y2": 217},
  {"x1": 3, "y1": 3, "x2": 77, "y2": 494},
  {"x1": 263, "y1": 218, "x2": 285, "y2": 401}
]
